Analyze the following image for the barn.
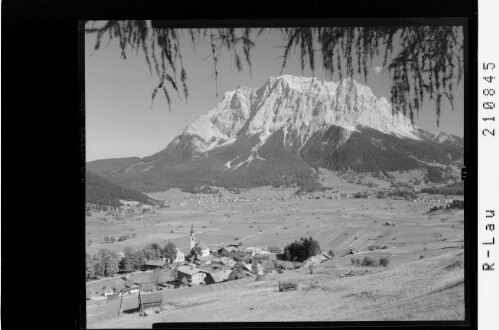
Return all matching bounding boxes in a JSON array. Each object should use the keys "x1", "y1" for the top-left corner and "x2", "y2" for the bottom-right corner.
[{"x1": 142, "y1": 259, "x2": 166, "y2": 271}]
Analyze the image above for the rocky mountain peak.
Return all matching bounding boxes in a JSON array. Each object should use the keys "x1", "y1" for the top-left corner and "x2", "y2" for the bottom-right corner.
[{"x1": 182, "y1": 75, "x2": 420, "y2": 152}]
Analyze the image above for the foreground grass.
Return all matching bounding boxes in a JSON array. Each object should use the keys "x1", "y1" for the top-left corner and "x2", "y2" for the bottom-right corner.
[{"x1": 90, "y1": 249, "x2": 464, "y2": 328}]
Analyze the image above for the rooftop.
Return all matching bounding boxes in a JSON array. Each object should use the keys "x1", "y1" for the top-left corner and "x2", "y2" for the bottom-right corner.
[
  {"x1": 178, "y1": 265, "x2": 207, "y2": 276},
  {"x1": 195, "y1": 241, "x2": 210, "y2": 251}
]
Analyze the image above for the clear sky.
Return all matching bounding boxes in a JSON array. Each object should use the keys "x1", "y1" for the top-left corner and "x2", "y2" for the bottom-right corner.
[{"x1": 85, "y1": 27, "x2": 464, "y2": 162}]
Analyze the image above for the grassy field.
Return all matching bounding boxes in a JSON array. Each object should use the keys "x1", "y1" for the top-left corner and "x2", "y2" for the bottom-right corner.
[
  {"x1": 89, "y1": 248, "x2": 464, "y2": 327},
  {"x1": 86, "y1": 187, "x2": 462, "y2": 256},
  {"x1": 86, "y1": 182, "x2": 465, "y2": 326}
]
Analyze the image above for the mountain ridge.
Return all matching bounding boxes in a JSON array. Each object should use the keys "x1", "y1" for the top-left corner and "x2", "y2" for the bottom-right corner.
[{"x1": 87, "y1": 75, "x2": 463, "y2": 192}]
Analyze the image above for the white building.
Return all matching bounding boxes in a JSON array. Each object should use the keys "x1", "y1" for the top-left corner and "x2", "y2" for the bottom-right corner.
[{"x1": 173, "y1": 249, "x2": 185, "y2": 263}]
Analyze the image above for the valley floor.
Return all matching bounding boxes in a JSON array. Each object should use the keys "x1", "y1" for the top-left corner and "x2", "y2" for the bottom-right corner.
[{"x1": 85, "y1": 186, "x2": 465, "y2": 326}]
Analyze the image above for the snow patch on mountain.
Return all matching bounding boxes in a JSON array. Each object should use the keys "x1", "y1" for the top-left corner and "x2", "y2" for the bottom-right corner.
[{"x1": 182, "y1": 75, "x2": 421, "y2": 153}]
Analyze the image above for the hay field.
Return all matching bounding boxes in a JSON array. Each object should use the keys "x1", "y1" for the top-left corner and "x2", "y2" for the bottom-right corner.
[
  {"x1": 86, "y1": 187, "x2": 462, "y2": 257},
  {"x1": 86, "y1": 185, "x2": 464, "y2": 326}
]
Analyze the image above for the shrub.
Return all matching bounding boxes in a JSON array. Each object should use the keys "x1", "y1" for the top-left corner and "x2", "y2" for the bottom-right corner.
[
  {"x1": 379, "y1": 257, "x2": 390, "y2": 267},
  {"x1": 278, "y1": 281, "x2": 298, "y2": 292},
  {"x1": 362, "y1": 257, "x2": 378, "y2": 267}
]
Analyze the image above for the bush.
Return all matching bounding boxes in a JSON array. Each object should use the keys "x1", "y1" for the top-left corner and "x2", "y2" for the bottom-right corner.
[
  {"x1": 379, "y1": 257, "x2": 390, "y2": 267},
  {"x1": 426, "y1": 166, "x2": 444, "y2": 183},
  {"x1": 278, "y1": 281, "x2": 298, "y2": 292},
  {"x1": 362, "y1": 257, "x2": 378, "y2": 267}
]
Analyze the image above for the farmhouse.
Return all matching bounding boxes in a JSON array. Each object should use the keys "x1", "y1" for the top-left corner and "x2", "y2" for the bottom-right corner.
[
  {"x1": 177, "y1": 265, "x2": 207, "y2": 285},
  {"x1": 267, "y1": 246, "x2": 283, "y2": 254},
  {"x1": 142, "y1": 259, "x2": 166, "y2": 270},
  {"x1": 244, "y1": 246, "x2": 271, "y2": 256},
  {"x1": 194, "y1": 254, "x2": 213, "y2": 266},
  {"x1": 129, "y1": 269, "x2": 175, "y2": 287}
]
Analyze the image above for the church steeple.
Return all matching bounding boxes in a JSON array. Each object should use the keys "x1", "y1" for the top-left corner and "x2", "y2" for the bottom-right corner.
[{"x1": 190, "y1": 223, "x2": 195, "y2": 249}]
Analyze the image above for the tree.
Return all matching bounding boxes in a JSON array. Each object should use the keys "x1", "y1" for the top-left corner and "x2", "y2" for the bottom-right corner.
[
  {"x1": 119, "y1": 256, "x2": 133, "y2": 273},
  {"x1": 228, "y1": 261, "x2": 245, "y2": 281},
  {"x1": 86, "y1": 253, "x2": 95, "y2": 279},
  {"x1": 302, "y1": 236, "x2": 321, "y2": 257},
  {"x1": 142, "y1": 243, "x2": 161, "y2": 260},
  {"x1": 283, "y1": 236, "x2": 321, "y2": 262},
  {"x1": 161, "y1": 242, "x2": 177, "y2": 262},
  {"x1": 96, "y1": 248, "x2": 119, "y2": 276},
  {"x1": 150, "y1": 268, "x2": 163, "y2": 287},
  {"x1": 132, "y1": 250, "x2": 146, "y2": 270},
  {"x1": 85, "y1": 22, "x2": 463, "y2": 126},
  {"x1": 93, "y1": 261, "x2": 105, "y2": 277}
]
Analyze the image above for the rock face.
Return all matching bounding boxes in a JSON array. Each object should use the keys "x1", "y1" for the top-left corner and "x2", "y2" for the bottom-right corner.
[
  {"x1": 182, "y1": 75, "x2": 420, "y2": 154},
  {"x1": 87, "y1": 75, "x2": 463, "y2": 191}
]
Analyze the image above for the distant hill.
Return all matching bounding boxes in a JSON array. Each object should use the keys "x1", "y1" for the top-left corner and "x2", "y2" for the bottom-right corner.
[
  {"x1": 87, "y1": 157, "x2": 141, "y2": 174},
  {"x1": 85, "y1": 171, "x2": 155, "y2": 207}
]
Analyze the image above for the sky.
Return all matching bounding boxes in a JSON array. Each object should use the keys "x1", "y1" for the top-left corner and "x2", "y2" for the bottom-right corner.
[{"x1": 85, "y1": 26, "x2": 464, "y2": 162}]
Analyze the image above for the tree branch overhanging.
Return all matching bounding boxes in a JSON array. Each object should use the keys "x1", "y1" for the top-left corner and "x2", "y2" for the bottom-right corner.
[{"x1": 85, "y1": 22, "x2": 463, "y2": 126}]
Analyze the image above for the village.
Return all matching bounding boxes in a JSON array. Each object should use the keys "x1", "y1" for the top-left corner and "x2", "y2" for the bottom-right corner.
[
  {"x1": 85, "y1": 185, "x2": 464, "y2": 325},
  {"x1": 87, "y1": 222, "x2": 334, "y2": 309}
]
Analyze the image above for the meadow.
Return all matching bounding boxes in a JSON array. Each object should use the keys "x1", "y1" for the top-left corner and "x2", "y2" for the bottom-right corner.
[{"x1": 86, "y1": 179, "x2": 464, "y2": 326}]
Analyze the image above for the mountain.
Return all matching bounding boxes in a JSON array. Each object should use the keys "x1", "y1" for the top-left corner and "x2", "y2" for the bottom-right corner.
[
  {"x1": 85, "y1": 171, "x2": 156, "y2": 207},
  {"x1": 87, "y1": 76, "x2": 463, "y2": 192}
]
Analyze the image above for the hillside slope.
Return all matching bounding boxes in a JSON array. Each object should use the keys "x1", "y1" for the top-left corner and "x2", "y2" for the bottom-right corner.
[{"x1": 85, "y1": 172, "x2": 155, "y2": 207}]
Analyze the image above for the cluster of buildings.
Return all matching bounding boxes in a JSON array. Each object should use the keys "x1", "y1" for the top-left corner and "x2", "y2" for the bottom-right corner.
[{"x1": 135, "y1": 224, "x2": 284, "y2": 288}]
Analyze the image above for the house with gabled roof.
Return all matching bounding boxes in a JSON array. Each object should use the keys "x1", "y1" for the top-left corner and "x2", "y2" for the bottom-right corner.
[
  {"x1": 142, "y1": 259, "x2": 166, "y2": 271},
  {"x1": 177, "y1": 265, "x2": 208, "y2": 285},
  {"x1": 173, "y1": 249, "x2": 185, "y2": 263}
]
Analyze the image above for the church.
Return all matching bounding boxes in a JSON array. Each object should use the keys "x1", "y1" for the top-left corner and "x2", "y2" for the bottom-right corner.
[{"x1": 187, "y1": 224, "x2": 212, "y2": 265}]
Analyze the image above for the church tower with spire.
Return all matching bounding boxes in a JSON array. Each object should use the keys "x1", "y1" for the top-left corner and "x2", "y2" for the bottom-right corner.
[{"x1": 190, "y1": 223, "x2": 195, "y2": 249}]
